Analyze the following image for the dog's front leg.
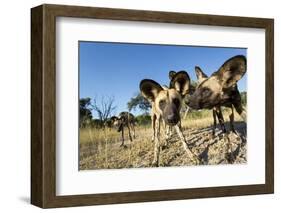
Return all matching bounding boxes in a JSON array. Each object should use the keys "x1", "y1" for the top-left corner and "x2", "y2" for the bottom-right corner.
[
  {"x1": 175, "y1": 124, "x2": 200, "y2": 165},
  {"x1": 213, "y1": 107, "x2": 227, "y2": 135},
  {"x1": 229, "y1": 106, "x2": 237, "y2": 134},
  {"x1": 152, "y1": 117, "x2": 161, "y2": 166},
  {"x1": 162, "y1": 120, "x2": 169, "y2": 147},
  {"x1": 151, "y1": 114, "x2": 156, "y2": 142},
  {"x1": 120, "y1": 126, "x2": 124, "y2": 147},
  {"x1": 212, "y1": 109, "x2": 217, "y2": 136},
  {"x1": 215, "y1": 107, "x2": 226, "y2": 133},
  {"x1": 127, "y1": 124, "x2": 133, "y2": 142}
]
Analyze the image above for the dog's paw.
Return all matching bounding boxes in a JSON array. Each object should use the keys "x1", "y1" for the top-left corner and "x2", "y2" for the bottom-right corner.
[{"x1": 120, "y1": 144, "x2": 128, "y2": 149}]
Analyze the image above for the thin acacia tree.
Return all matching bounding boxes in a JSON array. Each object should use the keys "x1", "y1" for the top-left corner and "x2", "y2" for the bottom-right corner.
[{"x1": 91, "y1": 96, "x2": 117, "y2": 124}]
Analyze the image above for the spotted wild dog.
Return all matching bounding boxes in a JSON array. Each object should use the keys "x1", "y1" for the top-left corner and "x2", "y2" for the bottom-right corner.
[
  {"x1": 140, "y1": 71, "x2": 200, "y2": 166},
  {"x1": 168, "y1": 70, "x2": 196, "y2": 120},
  {"x1": 164, "y1": 70, "x2": 195, "y2": 139},
  {"x1": 112, "y1": 112, "x2": 136, "y2": 147},
  {"x1": 187, "y1": 55, "x2": 247, "y2": 160},
  {"x1": 104, "y1": 116, "x2": 118, "y2": 128},
  {"x1": 195, "y1": 66, "x2": 237, "y2": 136}
]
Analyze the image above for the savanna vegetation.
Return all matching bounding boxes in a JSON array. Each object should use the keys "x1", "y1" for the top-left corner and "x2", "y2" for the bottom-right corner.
[{"x1": 79, "y1": 92, "x2": 247, "y2": 170}]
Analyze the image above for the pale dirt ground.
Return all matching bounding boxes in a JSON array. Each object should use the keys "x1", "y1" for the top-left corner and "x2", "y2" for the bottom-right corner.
[{"x1": 79, "y1": 113, "x2": 247, "y2": 170}]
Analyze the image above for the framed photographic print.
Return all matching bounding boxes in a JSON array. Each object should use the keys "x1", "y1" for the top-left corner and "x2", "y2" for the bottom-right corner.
[{"x1": 31, "y1": 4, "x2": 274, "y2": 208}]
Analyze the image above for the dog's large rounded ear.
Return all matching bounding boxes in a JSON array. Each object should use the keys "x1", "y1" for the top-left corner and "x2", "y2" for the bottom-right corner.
[
  {"x1": 216, "y1": 55, "x2": 247, "y2": 88},
  {"x1": 195, "y1": 66, "x2": 208, "y2": 82},
  {"x1": 140, "y1": 79, "x2": 163, "y2": 102},
  {"x1": 169, "y1": 71, "x2": 177, "y2": 80},
  {"x1": 170, "y1": 71, "x2": 190, "y2": 96}
]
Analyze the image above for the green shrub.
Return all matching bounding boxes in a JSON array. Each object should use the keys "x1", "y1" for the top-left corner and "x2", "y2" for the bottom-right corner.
[{"x1": 135, "y1": 114, "x2": 151, "y2": 126}]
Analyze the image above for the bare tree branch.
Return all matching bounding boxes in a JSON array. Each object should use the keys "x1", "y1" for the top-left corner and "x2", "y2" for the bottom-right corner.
[{"x1": 91, "y1": 96, "x2": 117, "y2": 123}]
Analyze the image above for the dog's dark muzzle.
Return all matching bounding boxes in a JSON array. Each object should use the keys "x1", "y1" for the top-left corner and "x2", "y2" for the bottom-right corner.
[
  {"x1": 165, "y1": 116, "x2": 179, "y2": 126},
  {"x1": 186, "y1": 97, "x2": 201, "y2": 110},
  {"x1": 163, "y1": 105, "x2": 180, "y2": 126},
  {"x1": 187, "y1": 93, "x2": 209, "y2": 110}
]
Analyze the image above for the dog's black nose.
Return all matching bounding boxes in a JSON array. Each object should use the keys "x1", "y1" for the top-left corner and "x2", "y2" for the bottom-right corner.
[{"x1": 167, "y1": 115, "x2": 178, "y2": 125}]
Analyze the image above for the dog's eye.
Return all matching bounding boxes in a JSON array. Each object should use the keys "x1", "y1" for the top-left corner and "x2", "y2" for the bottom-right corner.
[
  {"x1": 173, "y1": 99, "x2": 180, "y2": 108},
  {"x1": 202, "y1": 88, "x2": 211, "y2": 97},
  {"x1": 159, "y1": 100, "x2": 166, "y2": 110}
]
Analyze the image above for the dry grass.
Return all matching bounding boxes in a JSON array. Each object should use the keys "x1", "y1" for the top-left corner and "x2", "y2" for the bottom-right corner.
[
  {"x1": 182, "y1": 108, "x2": 244, "y2": 129},
  {"x1": 79, "y1": 108, "x2": 246, "y2": 170}
]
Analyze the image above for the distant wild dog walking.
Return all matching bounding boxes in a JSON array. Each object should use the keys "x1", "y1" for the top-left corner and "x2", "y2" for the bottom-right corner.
[
  {"x1": 140, "y1": 71, "x2": 200, "y2": 166},
  {"x1": 104, "y1": 116, "x2": 118, "y2": 128},
  {"x1": 188, "y1": 55, "x2": 247, "y2": 135},
  {"x1": 112, "y1": 112, "x2": 136, "y2": 147}
]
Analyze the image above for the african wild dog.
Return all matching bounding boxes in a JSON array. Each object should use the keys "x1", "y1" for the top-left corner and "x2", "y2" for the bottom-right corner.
[
  {"x1": 194, "y1": 66, "x2": 240, "y2": 135},
  {"x1": 140, "y1": 71, "x2": 200, "y2": 166},
  {"x1": 163, "y1": 70, "x2": 194, "y2": 139},
  {"x1": 187, "y1": 55, "x2": 247, "y2": 134},
  {"x1": 169, "y1": 70, "x2": 196, "y2": 119},
  {"x1": 104, "y1": 116, "x2": 118, "y2": 128},
  {"x1": 112, "y1": 112, "x2": 136, "y2": 147}
]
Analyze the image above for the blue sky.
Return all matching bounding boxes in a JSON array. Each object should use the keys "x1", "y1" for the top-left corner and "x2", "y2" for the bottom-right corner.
[{"x1": 79, "y1": 41, "x2": 247, "y2": 117}]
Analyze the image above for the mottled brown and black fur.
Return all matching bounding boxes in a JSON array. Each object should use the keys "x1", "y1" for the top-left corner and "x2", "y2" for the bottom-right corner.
[
  {"x1": 168, "y1": 70, "x2": 195, "y2": 119},
  {"x1": 140, "y1": 71, "x2": 199, "y2": 166},
  {"x1": 188, "y1": 55, "x2": 247, "y2": 134}
]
